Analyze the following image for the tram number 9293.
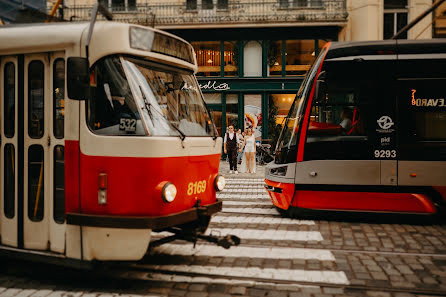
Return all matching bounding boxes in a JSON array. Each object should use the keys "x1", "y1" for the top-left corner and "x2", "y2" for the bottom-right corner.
[
  {"x1": 187, "y1": 180, "x2": 207, "y2": 196},
  {"x1": 374, "y1": 150, "x2": 397, "y2": 159}
]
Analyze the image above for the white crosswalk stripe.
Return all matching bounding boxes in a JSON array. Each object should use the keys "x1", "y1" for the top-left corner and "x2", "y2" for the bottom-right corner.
[
  {"x1": 222, "y1": 201, "x2": 272, "y2": 206},
  {"x1": 153, "y1": 243, "x2": 333, "y2": 260},
  {"x1": 208, "y1": 228, "x2": 323, "y2": 241},
  {"x1": 221, "y1": 189, "x2": 268, "y2": 193},
  {"x1": 218, "y1": 194, "x2": 271, "y2": 199},
  {"x1": 226, "y1": 178, "x2": 265, "y2": 182},
  {"x1": 222, "y1": 207, "x2": 280, "y2": 215},
  {"x1": 149, "y1": 176, "x2": 348, "y2": 288},
  {"x1": 211, "y1": 215, "x2": 315, "y2": 225},
  {"x1": 157, "y1": 228, "x2": 323, "y2": 241}
]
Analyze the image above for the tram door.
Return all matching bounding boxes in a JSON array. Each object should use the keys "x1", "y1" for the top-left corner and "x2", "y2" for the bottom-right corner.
[{"x1": 0, "y1": 53, "x2": 66, "y2": 253}]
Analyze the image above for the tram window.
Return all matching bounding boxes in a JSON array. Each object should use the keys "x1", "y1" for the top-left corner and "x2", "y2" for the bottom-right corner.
[
  {"x1": 88, "y1": 56, "x2": 145, "y2": 136},
  {"x1": 4, "y1": 144, "x2": 15, "y2": 219},
  {"x1": 54, "y1": 145, "x2": 65, "y2": 224},
  {"x1": 303, "y1": 60, "x2": 396, "y2": 161},
  {"x1": 28, "y1": 145, "x2": 44, "y2": 222},
  {"x1": 28, "y1": 61, "x2": 45, "y2": 139},
  {"x1": 53, "y1": 59, "x2": 65, "y2": 139},
  {"x1": 4, "y1": 62, "x2": 15, "y2": 138},
  {"x1": 398, "y1": 79, "x2": 446, "y2": 161}
]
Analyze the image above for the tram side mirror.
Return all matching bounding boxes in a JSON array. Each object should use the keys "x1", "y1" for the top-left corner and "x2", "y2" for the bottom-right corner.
[{"x1": 67, "y1": 57, "x2": 90, "y2": 100}]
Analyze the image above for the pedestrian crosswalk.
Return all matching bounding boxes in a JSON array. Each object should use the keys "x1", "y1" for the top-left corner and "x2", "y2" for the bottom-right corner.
[{"x1": 148, "y1": 176, "x2": 349, "y2": 287}]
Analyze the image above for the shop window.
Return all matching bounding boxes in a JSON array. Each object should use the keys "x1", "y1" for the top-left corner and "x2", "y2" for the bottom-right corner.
[
  {"x1": 318, "y1": 39, "x2": 329, "y2": 52},
  {"x1": 193, "y1": 41, "x2": 221, "y2": 77},
  {"x1": 384, "y1": 0, "x2": 408, "y2": 39},
  {"x1": 186, "y1": 0, "x2": 197, "y2": 10},
  {"x1": 286, "y1": 40, "x2": 315, "y2": 76},
  {"x1": 226, "y1": 94, "x2": 239, "y2": 130},
  {"x1": 244, "y1": 94, "x2": 262, "y2": 139},
  {"x1": 4, "y1": 144, "x2": 15, "y2": 219},
  {"x1": 269, "y1": 94, "x2": 295, "y2": 150},
  {"x1": 28, "y1": 60, "x2": 44, "y2": 139},
  {"x1": 244, "y1": 41, "x2": 262, "y2": 77},
  {"x1": 28, "y1": 145, "x2": 44, "y2": 222},
  {"x1": 4, "y1": 62, "x2": 15, "y2": 138},
  {"x1": 224, "y1": 41, "x2": 238, "y2": 77},
  {"x1": 204, "y1": 93, "x2": 222, "y2": 135},
  {"x1": 268, "y1": 41, "x2": 282, "y2": 76},
  {"x1": 53, "y1": 58, "x2": 65, "y2": 139}
]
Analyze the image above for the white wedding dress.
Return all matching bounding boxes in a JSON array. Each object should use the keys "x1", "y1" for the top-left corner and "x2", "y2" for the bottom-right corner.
[{"x1": 240, "y1": 135, "x2": 256, "y2": 173}]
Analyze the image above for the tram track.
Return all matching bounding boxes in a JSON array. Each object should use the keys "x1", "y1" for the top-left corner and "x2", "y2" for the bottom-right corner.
[
  {"x1": 148, "y1": 237, "x2": 446, "y2": 258},
  {"x1": 107, "y1": 262, "x2": 446, "y2": 297}
]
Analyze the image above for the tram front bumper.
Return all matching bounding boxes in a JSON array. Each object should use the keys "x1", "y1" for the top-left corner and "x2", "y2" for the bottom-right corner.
[{"x1": 66, "y1": 199, "x2": 222, "y2": 230}]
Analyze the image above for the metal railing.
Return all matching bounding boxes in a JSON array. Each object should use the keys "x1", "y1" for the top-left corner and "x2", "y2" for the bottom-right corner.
[{"x1": 56, "y1": 0, "x2": 347, "y2": 27}]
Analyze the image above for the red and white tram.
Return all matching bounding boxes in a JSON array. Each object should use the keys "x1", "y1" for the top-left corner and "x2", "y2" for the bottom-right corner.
[
  {"x1": 265, "y1": 40, "x2": 446, "y2": 216},
  {"x1": 0, "y1": 19, "x2": 228, "y2": 262}
]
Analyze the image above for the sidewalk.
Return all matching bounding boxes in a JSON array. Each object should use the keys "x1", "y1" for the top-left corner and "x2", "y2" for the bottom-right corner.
[{"x1": 218, "y1": 159, "x2": 266, "y2": 179}]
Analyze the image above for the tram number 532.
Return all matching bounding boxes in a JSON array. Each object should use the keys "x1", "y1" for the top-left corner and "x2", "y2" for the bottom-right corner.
[
  {"x1": 374, "y1": 150, "x2": 396, "y2": 158},
  {"x1": 119, "y1": 118, "x2": 137, "y2": 132}
]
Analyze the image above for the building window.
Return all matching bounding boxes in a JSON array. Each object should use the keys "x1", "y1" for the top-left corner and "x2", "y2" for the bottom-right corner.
[
  {"x1": 193, "y1": 41, "x2": 221, "y2": 77},
  {"x1": 384, "y1": 0, "x2": 408, "y2": 39},
  {"x1": 101, "y1": 0, "x2": 136, "y2": 11},
  {"x1": 217, "y1": 0, "x2": 228, "y2": 10},
  {"x1": 224, "y1": 41, "x2": 238, "y2": 76},
  {"x1": 244, "y1": 41, "x2": 262, "y2": 77},
  {"x1": 186, "y1": 0, "x2": 197, "y2": 10},
  {"x1": 286, "y1": 40, "x2": 315, "y2": 76},
  {"x1": 202, "y1": 0, "x2": 213, "y2": 9},
  {"x1": 268, "y1": 41, "x2": 282, "y2": 76},
  {"x1": 226, "y1": 94, "x2": 239, "y2": 130}
]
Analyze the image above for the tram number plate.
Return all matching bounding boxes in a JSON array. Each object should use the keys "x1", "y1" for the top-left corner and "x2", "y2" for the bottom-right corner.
[
  {"x1": 119, "y1": 118, "x2": 136, "y2": 132},
  {"x1": 187, "y1": 180, "x2": 207, "y2": 196},
  {"x1": 374, "y1": 150, "x2": 396, "y2": 158}
]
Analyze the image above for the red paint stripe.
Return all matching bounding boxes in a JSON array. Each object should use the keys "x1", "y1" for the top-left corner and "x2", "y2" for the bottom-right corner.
[
  {"x1": 297, "y1": 42, "x2": 331, "y2": 162},
  {"x1": 78, "y1": 153, "x2": 220, "y2": 216},
  {"x1": 292, "y1": 190, "x2": 436, "y2": 213}
]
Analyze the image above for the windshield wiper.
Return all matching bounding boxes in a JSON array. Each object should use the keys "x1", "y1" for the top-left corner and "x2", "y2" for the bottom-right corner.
[{"x1": 139, "y1": 86, "x2": 186, "y2": 141}]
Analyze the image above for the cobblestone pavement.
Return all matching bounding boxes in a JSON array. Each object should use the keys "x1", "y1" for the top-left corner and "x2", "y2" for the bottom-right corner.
[{"x1": 1, "y1": 161, "x2": 446, "y2": 297}]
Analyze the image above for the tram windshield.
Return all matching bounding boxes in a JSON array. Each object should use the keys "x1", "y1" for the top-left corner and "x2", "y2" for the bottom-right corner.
[
  {"x1": 87, "y1": 55, "x2": 216, "y2": 137},
  {"x1": 275, "y1": 48, "x2": 327, "y2": 159}
]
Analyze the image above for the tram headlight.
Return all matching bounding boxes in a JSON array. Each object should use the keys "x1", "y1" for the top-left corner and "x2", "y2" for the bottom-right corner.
[
  {"x1": 161, "y1": 182, "x2": 177, "y2": 203},
  {"x1": 214, "y1": 175, "x2": 226, "y2": 192}
]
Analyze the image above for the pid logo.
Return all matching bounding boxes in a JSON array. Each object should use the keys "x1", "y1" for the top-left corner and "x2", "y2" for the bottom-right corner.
[{"x1": 377, "y1": 116, "x2": 394, "y2": 130}]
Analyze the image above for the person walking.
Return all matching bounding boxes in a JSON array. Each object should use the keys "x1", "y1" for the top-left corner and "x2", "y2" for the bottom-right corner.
[
  {"x1": 240, "y1": 127, "x2": 256, "y2": 174},
  {"x1": 224, "y1": 125, "x2": 242, "y2": 174},
  {"x1": 236, "y1": 129, "x2": 244, "y2": 164}
]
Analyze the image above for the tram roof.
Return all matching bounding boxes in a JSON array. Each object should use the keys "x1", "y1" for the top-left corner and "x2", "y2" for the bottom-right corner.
[
  {"x1": 0, "y1": 22, "x2": 189, "y2": 56},
  {"x1": 327, "y1": 39, "x2": 446, "y2": 60}
]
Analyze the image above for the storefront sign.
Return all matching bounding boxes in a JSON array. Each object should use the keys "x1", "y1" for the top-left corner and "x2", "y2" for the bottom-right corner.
[{"x1": 199, "y1": 81, "x2": 230, "y2": 91}]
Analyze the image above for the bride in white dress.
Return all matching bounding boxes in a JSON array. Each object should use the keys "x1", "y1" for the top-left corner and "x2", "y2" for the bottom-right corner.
[{"x1": 240, "y1": 128, "x2": 256, "y2": 174}]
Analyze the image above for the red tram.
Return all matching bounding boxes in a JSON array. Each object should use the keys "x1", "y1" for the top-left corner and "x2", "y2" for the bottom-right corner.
[
  {"x1": 0, "y1": 19, "x2": 228, "y2": 262},
  {"x1": 265, "y1": 40, "x2": 446, "y2": 216}
]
